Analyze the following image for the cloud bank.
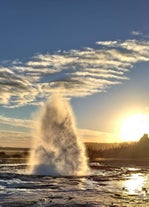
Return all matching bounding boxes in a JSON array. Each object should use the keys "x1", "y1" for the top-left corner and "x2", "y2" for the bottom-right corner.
[
  {"x1": 1, "y1": 39, "x2": 149, "y2": 107},
  {"x1": 0, "y1": 130, "x2": 31, "y2": 148},
  {"x1": 78, "y1": 128, "x2": 120, "y2": 143},
  {"x1": 0, "y1": 114, "x2": 119, "y2": 147},
  {"x1": 0, "y1": 127, "x2": 117, "y2": 148}
]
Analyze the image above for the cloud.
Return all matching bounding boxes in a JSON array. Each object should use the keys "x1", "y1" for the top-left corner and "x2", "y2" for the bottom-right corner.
[
  {"x1": 0, "y1": 128, "x2": 118, "y2": 148},
  {"x1": 0, "y1": 115, "x2": 120, "y2": 146},
  {"x1": 0, "y1": 115, "x2": 33, "y2": 148},
  {"x1": 1, "y1": 39, "x2": 149, "y2": 107},
  {"x1": 78, "y1": 128, "x2": 120, "y2": 143},
  {"x1": 131, "y1": 31, "x2": 143, "y2": 36},
  {"x1": 0, "y1": 130, "x2": 31, "y2": 148},
  {"x1": 0, "y1": 115, "x2": 33, "y2": 128}
]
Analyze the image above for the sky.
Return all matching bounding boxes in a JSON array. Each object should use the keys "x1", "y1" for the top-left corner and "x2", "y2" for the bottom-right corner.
[{"x1": 0, "y1": 0, "x2": 149, "y2": 147}]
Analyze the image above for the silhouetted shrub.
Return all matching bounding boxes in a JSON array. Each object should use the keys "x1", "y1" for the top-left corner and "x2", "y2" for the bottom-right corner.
[
  {"x1": 0, "y1": 151, "x2": 6, "y2": 158},
  {"x1": 85, "y1": 134, "x2": 149, "y2": 161},
  {"x1": 12, "y1": 153, "x2": 23, "y2": 158}
]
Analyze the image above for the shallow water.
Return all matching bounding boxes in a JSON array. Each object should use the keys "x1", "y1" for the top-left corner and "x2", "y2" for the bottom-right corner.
[{"x1": 0, "y1": 161, "x2": 149, "y2": 207}]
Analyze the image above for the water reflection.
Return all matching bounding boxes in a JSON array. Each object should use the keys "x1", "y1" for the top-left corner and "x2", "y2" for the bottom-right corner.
[{"x1": 124, "y1": 172, "x2": 148, "y2": 195}]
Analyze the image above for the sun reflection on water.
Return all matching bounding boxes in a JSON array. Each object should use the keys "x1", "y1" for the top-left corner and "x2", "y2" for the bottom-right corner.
[{"x1": 124, "y1": 173, "x2": 147, "y2": 195}]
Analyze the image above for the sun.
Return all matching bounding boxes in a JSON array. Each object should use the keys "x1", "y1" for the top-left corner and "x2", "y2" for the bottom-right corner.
[{"x1": 120, "y1": 114, "x2": 149, "y2": 142}]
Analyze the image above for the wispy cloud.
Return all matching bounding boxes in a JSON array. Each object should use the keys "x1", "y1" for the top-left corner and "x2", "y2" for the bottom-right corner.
[
  {"x1": 0, "y1": 128, "x2": 115, "y2": 148},
  {"x1": 1, "y1": 39, "x2": 149, "y2": 107},
  {"x1": 0, "y1": 115, "x2": 120, "y2": 146},
  {"x1": 0, "y1": 115, "x2": 33, "y2": 128},
  {"x1": 131, "y1": 31, "x2": 149, "y2": 39},
  {"x1": 78, "y1": 128, "x2": 120, "y2": 143},
  {"x1": 131, "y1": 31, "x2": 143, "y2": 36},
  {"x1": 0, "y1": 130, "x2": 31, "y2": 148}
]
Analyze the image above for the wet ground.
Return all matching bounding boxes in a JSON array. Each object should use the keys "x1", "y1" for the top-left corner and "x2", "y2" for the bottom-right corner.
[{"x1": 0, "y1": 160, "x2": 149, "y2": 206}]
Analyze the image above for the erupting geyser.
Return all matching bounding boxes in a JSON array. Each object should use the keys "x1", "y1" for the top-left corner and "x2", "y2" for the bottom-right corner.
[{"x1": 28, "y1": 93, "x2": 89, "y2": 176}]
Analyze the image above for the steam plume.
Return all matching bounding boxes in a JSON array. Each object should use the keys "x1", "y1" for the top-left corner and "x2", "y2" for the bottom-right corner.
[{"x1": 28, "y1": 93, "x2": 89, "y2": 176}]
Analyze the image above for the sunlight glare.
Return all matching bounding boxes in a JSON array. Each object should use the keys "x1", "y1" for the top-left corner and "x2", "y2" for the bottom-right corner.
[
  {"x1": 120, "y1": 114, "x2": 149, "y2": 142},
  {"x1": 124, "y1": 173, "x2": 146, "y2": 195}
]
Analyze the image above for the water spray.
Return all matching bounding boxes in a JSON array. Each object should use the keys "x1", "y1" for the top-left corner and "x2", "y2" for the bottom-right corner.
[{"x1": 28, "y1": 93, "x2": 89, "y2": 176}]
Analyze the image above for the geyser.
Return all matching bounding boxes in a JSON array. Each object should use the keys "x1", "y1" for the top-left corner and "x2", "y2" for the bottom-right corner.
[{"x1": 28, "y1": 93, "x2": 89, "y2": 176}]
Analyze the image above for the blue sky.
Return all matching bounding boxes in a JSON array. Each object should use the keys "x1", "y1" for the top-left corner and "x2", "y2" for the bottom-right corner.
[{"x1": 0, "y1": 0, "x2": 149, "y2": 147}]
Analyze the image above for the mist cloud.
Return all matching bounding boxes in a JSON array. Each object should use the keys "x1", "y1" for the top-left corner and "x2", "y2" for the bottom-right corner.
[{"x1": 1, "y1": 39, "x2": 149, "y2": 107}]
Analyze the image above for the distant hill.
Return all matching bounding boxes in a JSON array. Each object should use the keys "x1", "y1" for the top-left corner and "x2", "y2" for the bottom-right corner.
[
  {"x1": 138, "y1": 133, "x2": 149, "y2": 145},
  {"x1": 85, "y1": 134, "x2": 149, "y2": 161}
]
